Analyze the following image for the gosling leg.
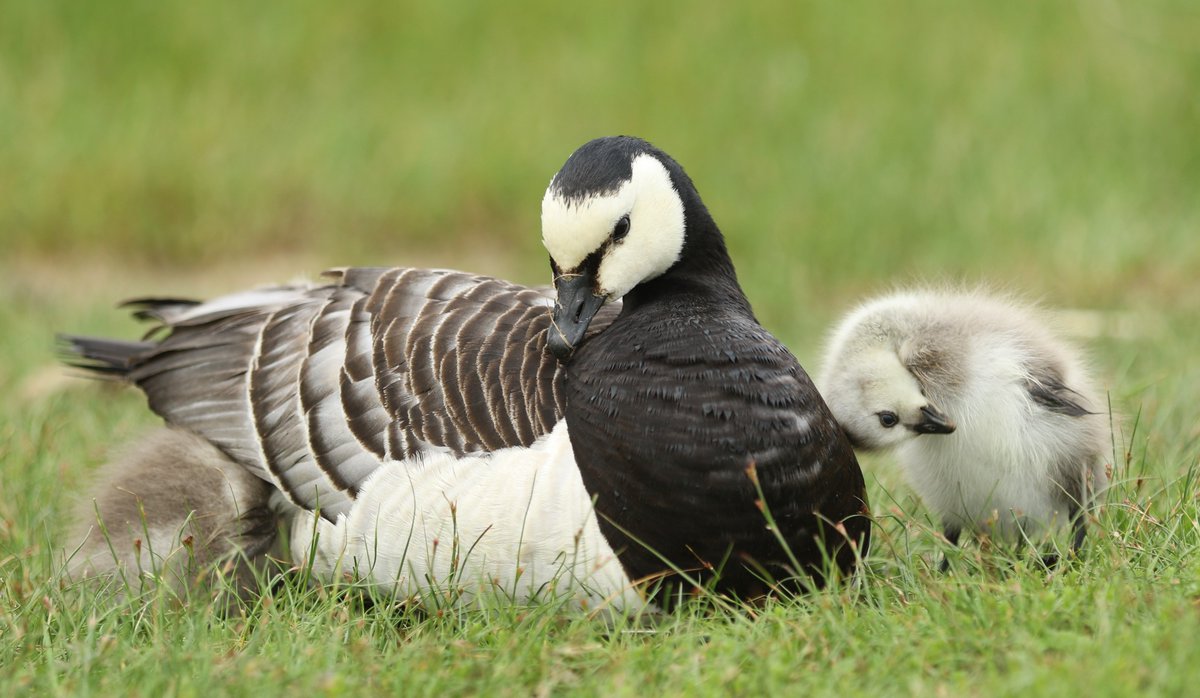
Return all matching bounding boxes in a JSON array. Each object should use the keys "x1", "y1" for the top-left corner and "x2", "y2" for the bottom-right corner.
[
  {"x1": 1069, "y1": 502, "x2": 1088, "y2": 556},
  {"x1": 939, "y1": 526, "x2": 961, "y2": 573}
]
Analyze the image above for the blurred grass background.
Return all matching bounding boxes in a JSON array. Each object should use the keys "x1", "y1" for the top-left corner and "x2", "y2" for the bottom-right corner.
[
  {"x1": 3, "y1": 2, "x2": 1200, "y2": 694},
  {"x1": 3, "y1": 1, "x2": 1198, "y2": 308}
]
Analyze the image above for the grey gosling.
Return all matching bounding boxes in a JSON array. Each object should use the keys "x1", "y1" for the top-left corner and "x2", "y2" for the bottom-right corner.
[{"x1": 817, "y1": 288, "x2": 1111, "y2": 568}]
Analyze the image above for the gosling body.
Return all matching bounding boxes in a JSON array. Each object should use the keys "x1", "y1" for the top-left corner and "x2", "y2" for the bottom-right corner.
[{"x1": 818, "y1": 288, "x2": 1110, "y2": 556}]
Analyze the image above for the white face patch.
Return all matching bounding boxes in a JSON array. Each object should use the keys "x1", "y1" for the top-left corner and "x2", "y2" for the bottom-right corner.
[
  {"x1": 824, "y1": 347, "x2": 929, "y2": 450},
  {"x1": 541, "y1": 154, "x2": 686, "y2": 299}
]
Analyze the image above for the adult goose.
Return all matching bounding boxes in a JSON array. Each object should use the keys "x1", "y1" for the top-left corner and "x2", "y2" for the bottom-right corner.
[{"x1": 64, "y1": 136, "x2": 870, "y2": 610}]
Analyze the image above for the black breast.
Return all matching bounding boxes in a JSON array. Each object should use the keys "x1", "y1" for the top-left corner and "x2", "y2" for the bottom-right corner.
[{"x1": 563, "y1": 295, "x2": 870, "y2": 600}]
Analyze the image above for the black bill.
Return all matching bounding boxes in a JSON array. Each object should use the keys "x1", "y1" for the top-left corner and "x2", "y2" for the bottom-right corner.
[
  {"x1": 547, "y1": 268, "x2": 605, "y2": 361},
  {"x1": 913, "y1": 404, "x2": 956, "y2": 435}
]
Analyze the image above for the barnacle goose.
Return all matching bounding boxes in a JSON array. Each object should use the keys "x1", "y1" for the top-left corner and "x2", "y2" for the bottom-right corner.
[
  {"x1": 63, "y1": 136, "x2": 870, "y2": 610},
  {"x1": 817, "y1": 288, "x2": 1111, "y2": 566}
]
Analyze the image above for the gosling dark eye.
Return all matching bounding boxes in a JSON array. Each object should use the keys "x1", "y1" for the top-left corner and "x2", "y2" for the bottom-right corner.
[
  {"x1": 612, "y1": 214, "x2": 631, "y2": 242},
  {"x1": 877, "y1": 411, "x2": 899, "y2": 428}
]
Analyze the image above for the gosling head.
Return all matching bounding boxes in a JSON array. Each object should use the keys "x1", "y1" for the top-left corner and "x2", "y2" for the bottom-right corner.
[
  {"x1": 820, "y1": 346, "x2": 957, "y2": 451},
  {"x1": 541, "y1": 136, "x2": 689, "y2": 360}
]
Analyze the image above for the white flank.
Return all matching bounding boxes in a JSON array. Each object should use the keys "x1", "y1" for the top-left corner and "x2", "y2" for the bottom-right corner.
[{"x1": 287, "y1": 420, "x2": 644, "y2": 612}]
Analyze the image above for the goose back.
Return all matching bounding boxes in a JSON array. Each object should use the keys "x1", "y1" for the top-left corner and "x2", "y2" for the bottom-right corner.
[{"x1": 70, "y1": 267, "x2": 619, "y2": 520}]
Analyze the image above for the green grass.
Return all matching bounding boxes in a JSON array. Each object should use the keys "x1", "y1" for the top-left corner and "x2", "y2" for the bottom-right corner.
[{"x1": 3, "y1": 1, "x2": 1200, "y2": 695}]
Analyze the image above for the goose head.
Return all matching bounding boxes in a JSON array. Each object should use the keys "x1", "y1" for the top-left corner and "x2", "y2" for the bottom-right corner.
[
  {"x1": 541, "y1": 136, "x2": 697, "y2": 360},
  {"x1": 820, "y1": 345, "x2": 957, "y2": 450}
]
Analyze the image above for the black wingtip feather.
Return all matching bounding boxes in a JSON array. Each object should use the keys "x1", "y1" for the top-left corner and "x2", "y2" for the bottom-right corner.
[
  {"x1": 119, "y1": 297, "x2": 202, "y2": 322},
  {"x1": 57, "y1": 334, "x2": 155, "y2": 379}
]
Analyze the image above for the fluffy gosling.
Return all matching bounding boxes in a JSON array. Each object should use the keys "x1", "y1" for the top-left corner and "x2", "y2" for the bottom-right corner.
[
  {"x1": 66, "y1": 428, "x2": 276, "y2": 601},
  {"x1": 817, "y1": 288, "x2": 1111, "y2": 566}
]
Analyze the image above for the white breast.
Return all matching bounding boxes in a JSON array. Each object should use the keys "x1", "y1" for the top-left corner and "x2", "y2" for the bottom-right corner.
[{"x1": 285, "y1": 420, "x2": 644, "y2": 612}]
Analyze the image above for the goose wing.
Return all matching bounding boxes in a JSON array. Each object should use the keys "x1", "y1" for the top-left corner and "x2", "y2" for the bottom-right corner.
[{"x1": 65, "y1": 267, "x2": 619, "y2": 520}]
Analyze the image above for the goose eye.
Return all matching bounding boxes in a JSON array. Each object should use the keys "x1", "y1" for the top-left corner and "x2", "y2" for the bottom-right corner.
[
  {"x1": 612, "y1": 214, "x2": 631, "y2": 242},
  {"x1": 877, "y1": 411, "x2": 899, "y2": 428}
]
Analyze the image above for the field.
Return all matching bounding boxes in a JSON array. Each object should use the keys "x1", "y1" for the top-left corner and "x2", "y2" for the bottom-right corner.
[{"x1": 3, "y1": 1, "x2": 1199, "y2": 695}]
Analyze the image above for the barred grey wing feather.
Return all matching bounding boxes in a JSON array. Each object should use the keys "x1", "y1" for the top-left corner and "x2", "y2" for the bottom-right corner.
[
  {"x1": 361, "y1": 268, "x2": 570, "y2": 459},
  {"x1": 87, "y1": 267, "x2": 618, "y2": 521}
]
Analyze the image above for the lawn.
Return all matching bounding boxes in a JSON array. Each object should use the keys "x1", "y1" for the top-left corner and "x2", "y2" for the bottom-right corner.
[{"x1": 2, "y1": 1, "x2": 1199, "y2": 695}]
